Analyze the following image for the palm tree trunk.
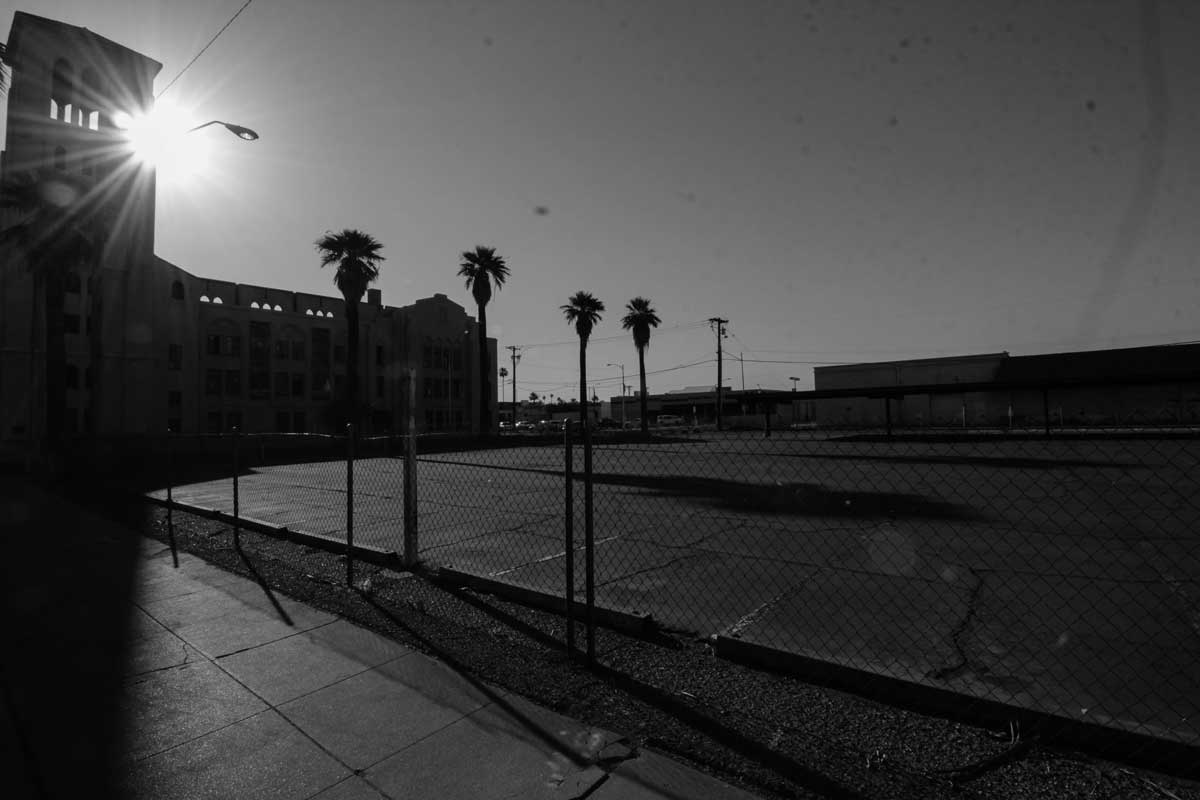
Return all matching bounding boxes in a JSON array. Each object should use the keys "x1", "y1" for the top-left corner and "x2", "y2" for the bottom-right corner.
[
  {"x1": 638, "y1": 345, "x2": 648, "y2": 436},
  {"x1": 347, "y1": 302, "x2": 360, "y2": 435},
  {"x1": 477, "y1": 304, "x2": 489, "y2": 434},
  {"x1": 579, "y1": 339, "x2": 587, "y2": 429}
]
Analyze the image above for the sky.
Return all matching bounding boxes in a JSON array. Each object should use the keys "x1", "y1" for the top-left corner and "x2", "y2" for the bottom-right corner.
[{"x1": 3, "y1": 0, "x2": 1199, "y2": 399}]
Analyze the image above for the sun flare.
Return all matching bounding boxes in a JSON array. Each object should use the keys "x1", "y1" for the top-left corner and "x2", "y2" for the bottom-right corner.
[{"x1": 115, "y1": 100, "x2": 212, "y2": 182}]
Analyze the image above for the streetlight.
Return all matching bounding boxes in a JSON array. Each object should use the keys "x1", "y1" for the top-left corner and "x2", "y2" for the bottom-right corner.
[
  {"x1": 186, "y1": 120, "x2": 260, "y2": 140},
  {"x1": 606, "y1": 362, "x2": 626, "y2": 428}
]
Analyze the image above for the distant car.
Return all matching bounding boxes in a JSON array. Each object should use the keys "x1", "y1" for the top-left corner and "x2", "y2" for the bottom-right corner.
[
  {"x1": 789, "y1": 421, "x2": 818, "y2": 431},
  {"x1": 596, "y1": 418, "x2": 620, "y2": 430},
  {"x1": 515, "y1": 420, "x2": 535, "y2": 431},
  {"x1": 656, "y1": 414, "x2": 685, "y2": 427},
  {"x1": 499, "y1": 421, "x2": 514, "y2": 432}
]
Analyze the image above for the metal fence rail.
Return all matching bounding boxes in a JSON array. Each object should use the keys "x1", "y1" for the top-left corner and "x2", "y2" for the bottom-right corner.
[{"x1": 140, "y1": 388, "x2": 1200, "y2": 761}]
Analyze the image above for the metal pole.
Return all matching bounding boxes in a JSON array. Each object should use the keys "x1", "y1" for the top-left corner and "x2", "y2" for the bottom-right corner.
[
  {"x1": 884, "y1": 397, "x2": 892, "y2": 438},
  {"x1": 584, "y1": 420, "x2": 595, "y2": 665},
  {"x1": 346, "y1": 423, "x2": 355, "y2": 587},
  {"x1": 564, "y1": 425, "x2": 576, "y2": 658},
  {"x1": 166, "y1": 428, "x2": 178, "y2": 567},
  {"x1": 403, "y1": 370, "x2": 419, "y2": 567},
  {"x1": 232, "y1": 427, "x2": 241, "y2": 547}
]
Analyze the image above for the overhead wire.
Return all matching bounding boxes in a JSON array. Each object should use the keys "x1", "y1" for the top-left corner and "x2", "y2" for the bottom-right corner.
[{"x1": 156, "y1": 0, "x2": 256, "y2": 99}]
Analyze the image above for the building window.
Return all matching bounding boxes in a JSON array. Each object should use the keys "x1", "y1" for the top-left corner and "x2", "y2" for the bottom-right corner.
[
  {"x1": 292, "y1": 340, "x2": 305, "y2": 361},
  {"x1": 376, "y1": 375, "x2": 384, "y2": 398},
  {"x1": 453, "y1": 347, "x2": 463, "y2": 371},
  {"x1": 206, "y1": 411, "x2": 222, "y2": 433},
  {"x1": 274, "y1": 372, "x2": 289, "y2": 398},
  {"x1": 85, "y1": 366, "x2": 93, "y2": 389},
  {"x1": 334, "y1": 344, "x2": 346, "y2": 365},
  {"x1": 291, "y1": 374, "x2": 305, "y2": 398},
  {"x1": 168, "y1": 391, "x2": 182, "y2": 408},
  {"x1": 168, "y1": 344, "x2": 183, "y2": 371},
  {"x1": 452, "y1": 379, "x2": 461, "y2": 399},
  {"x1": 225, "y1": 370, "x2": 242, "y2": 396},
  {"x1": 376, "y1": 344, "x2": 384, "y2": 367},
  {"x1": 205, "y1": 369, "x2": 222, "y2": 396},
  {"x1": 334, "y1": 375, "x2": 345, "y2": 395},
  {"x1": 171, "y1": 281, "x2": 185, "y2": 300},
  {"x1": 65, "y1": 364, "x2": 79, "y2": 389},
  {"x1": 200, "y1": 295, "x2": 211, "y2": 303},
  {"x1": 167, "y1": 418, "x2": 181, "y2": 434},
  {"x1": 250, "y1": 370, "x2": 270, "y2": 398},
  {"x1": 422, "y1": 344, "x2": 431, "y2": 369},
  {"x1": 54, "y1": 146, "x2": 67, "y2": 172},
  {"x1": 275, "y1": 411, "x2": 291, "y2": 433},
  {"x1": 64, "y1": 314, "x2": 80, "y2": 334},
  {"x1": 206, "y1": 334, "x2": 221, "y2": 356},
  {"x1": 224, "y1": 335, "x2": 242, "y2": 356},
  {"x1": 226, "y1": 411, "x2": 242, "y2": 432},
  {"x1": 65, "y1": 271, "x2": 81, "y2": 294},
  {"x1": 273, "y1": 340, "x2": 289, "y2": 359},
  {"x1": 251, "y1": 301, "x2": 261, "y2": 309},
  {"x1": 211, "y1": 297, "x2": 223, "y2": 304},
  {"x1": 293, "y1": 411, "x2": 306, "y2": 433}
]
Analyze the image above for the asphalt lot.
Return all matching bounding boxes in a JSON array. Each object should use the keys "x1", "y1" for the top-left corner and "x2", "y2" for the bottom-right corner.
[{"x1": 149, "y1": 429, "x2": 1200, "y2": 747}]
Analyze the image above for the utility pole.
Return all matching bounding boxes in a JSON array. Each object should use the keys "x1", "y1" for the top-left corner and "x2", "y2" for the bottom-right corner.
[
  {"x1": 709, "y1": 317, "x2": 728, "y2": 431},
  {"x1": 606, "y1": 362, "x2": 625, "y2": 428},
  {"x1": 740, "y1": 353, "x2": 745, "y2": 391},
  {"x1": 506, "y1": 346, "x2": 521, "y2": 425}
]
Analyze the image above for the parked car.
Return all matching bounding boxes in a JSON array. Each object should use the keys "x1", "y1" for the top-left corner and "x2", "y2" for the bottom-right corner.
[
  {"x1": 515, "y1": 420, "x2": 536, "y2": 432},
  {"x1": 656, "y1": 414, "x2": 685, "y2": 427},
  {"x1": 499, "y1": 421, "x2": 514, "y2": 432},
  {"x1": 596, "y1": 418, "x2": 621, "y2": 430}
]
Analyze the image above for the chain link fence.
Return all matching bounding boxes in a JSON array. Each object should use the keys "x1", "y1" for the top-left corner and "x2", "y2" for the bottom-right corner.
[{"x1": 137, "y1": 383, "x2": 1200, "y2": 765}]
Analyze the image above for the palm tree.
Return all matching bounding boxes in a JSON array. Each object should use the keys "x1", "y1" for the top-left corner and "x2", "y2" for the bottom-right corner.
[
  {"x1": 458, "y1": 245, "x2": 509, "y2": 433},
  {"x1": 620, "y1": 297, "x2": 661, "y2": 436},
  {"x1": 315, "y1": 229, "x2": 385, "y2": 434},
  {"x1": 2, "y1": 169, "x2": 100, "y2": 471},
  {"x1": 560, "y1": 292, "x2": 605, "y2": 429}
]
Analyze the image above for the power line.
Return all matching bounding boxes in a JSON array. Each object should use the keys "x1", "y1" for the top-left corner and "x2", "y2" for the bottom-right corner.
[
  {"x1": 516, "y1": 320, "x2": 710, "y2": 350},
  {"x1": 156, "y1": 0, "x2": 256, "y2": 99}
]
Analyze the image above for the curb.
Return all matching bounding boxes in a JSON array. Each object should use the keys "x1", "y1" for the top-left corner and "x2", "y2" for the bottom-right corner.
[
  {"x1": 713, "y1": 634, "x2": 1200, "y2": 780},
  {"x1": 146, "y1": 496, "x2": 402, "y2": 568},
  {"x1": 436, "y1": 566, "x2": 657, "y2": 639}
]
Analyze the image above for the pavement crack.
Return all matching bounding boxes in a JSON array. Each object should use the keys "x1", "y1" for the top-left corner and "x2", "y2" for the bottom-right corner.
[{"x1": 926, "y1": 567, "x2": 984, "y2": 682}]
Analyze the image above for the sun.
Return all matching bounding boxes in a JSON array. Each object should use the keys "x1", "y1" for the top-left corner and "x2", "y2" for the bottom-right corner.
[{"x1": 114, "y1": 99, "x2": 212, "y2": 182}]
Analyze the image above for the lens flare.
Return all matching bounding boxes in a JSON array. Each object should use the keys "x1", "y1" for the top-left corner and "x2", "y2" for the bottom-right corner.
[{"x1": 119, "y1": 99, "x2": 211, "y2": 183}]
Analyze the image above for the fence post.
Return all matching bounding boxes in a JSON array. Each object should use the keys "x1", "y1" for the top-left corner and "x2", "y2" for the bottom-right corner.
[
  {"x1": 564, "y1": 425, "x2": 576, "y2": 658},
  {"x1": 231, "y1": 428, "x2": 241, "y2": 549},
  {"x1": 346, "y1": 423, "x2": 355, "y2": 587},
  {"x1": 584, "y1": 420, "x2": 595, "y2": 666},
  {"x1": 166, "y1": 428, "x2": 178, "y2": 567},
  {"x1": 884, "y1": 397, "x2": 892, "y2": 438},
  {"x1": 402, "y1": 369, "x2": 419, "y2": 567}
]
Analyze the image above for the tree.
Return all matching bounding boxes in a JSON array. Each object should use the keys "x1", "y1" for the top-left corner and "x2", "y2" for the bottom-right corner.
[
  {"x1": 620, "y1": 297, "x2": 661, "y2": 436},
  {"x1": 560, "y1": 291, "x2": 605, "y2": 429},
  {"x1": 1, "y1": 169, "x2": 102, "y2": 471},
  {"x1": 315, "y1": 229, "x2": 384, "y2": 434},
  {"x1": 458, "y1": 245, "x2": 509, "y2": 434}
]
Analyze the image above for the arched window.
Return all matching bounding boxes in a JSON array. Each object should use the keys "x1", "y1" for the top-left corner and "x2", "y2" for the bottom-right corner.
[
  {"x1": 250, "y1": 301, "x2": 260, "y2": 309},
  {"x1": 80, "y1": 68, "x2": 103, "y2": 130},
  {"x1": 200, "y1": 295, "x2": 211, "y2": 303},
  {"x1": 54, "y1": 146, "x2": 67, "y2": 172},
  {"x1": 212, "y1": 297, "x2": 223, "y2": 304},
  {"x1": 305, "y1": 309, "x2": 314, "y2": 316},
  {"x1": 326, "y1": 311, "x2": 334, "y2": 318},
  {"x1": 273, "y1": 304, "x2": 283, "y2": 312},
  {"x1": 50, "y1": 58, "x2": 74, "y2": 121},
  {"x1": 171, "y1": 281, "x2": 185, "y2": 300}
]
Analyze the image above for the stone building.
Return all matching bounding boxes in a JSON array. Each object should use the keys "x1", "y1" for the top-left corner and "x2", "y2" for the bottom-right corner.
[{"x1": 1, "y1": 11, "x2": 495, "y2": 450}]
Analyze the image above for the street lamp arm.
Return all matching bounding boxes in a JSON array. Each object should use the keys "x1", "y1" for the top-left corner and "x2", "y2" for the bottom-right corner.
[{"x1": 187, "y1": 120, "x2": 260, "y2": 141}]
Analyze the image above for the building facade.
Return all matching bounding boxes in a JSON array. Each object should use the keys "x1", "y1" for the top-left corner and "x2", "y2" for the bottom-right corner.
[{"x1": 1, "y1": 12, "x2": 496, "y2": 449}]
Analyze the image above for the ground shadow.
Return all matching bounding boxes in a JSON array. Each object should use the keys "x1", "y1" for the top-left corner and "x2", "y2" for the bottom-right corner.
[
  {"x1": 437, "y1": 585, "x2": 868, "y2": 800},
  {"x1": 585, "y1": 472, "x2": 980, "y2": 520},
  {"x1": 778, "y1": 452, "x2": 1141, "y2": 470}
]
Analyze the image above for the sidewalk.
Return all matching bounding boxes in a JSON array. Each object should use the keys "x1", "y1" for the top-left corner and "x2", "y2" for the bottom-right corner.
[{"x1": 1, "y1": 470, "x2": 765, "y2": 800}]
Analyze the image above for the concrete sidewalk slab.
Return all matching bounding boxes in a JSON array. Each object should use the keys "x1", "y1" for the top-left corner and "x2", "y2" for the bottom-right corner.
[{"x1": 119, "y1": 538, "x2": 766, "y2": 799}]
